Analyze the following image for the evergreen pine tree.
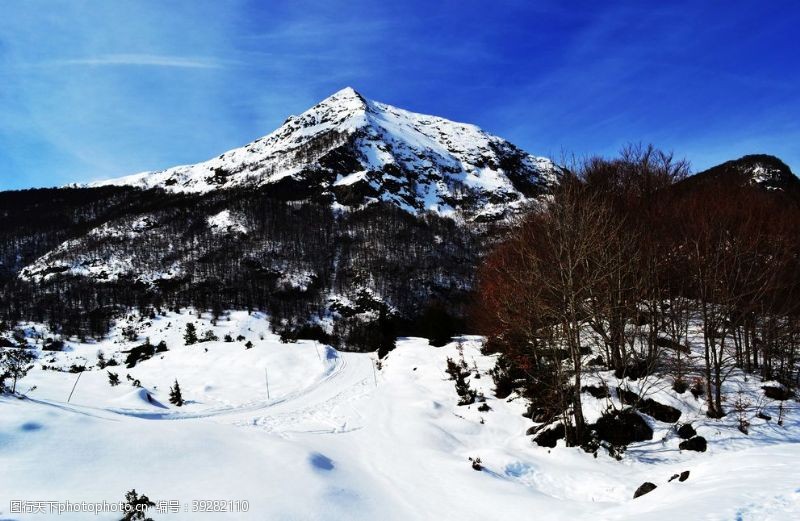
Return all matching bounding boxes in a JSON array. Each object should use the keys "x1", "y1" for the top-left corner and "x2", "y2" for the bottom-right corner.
[
  {"x1": 169, "y1": 379, "x2": 184, "y2": 406},
  {"x1": 201, "y1": 330, "x2": 218, "y2": 342},
  {"x1": 0, "y1": 348, "x2": 36, "y2": 394},
  {"x1": 184, "y1": 323, "x2": 198, "y2": 346},
  {"x1": 454, "y1": 371, "x2": 476, "y2": 406},
  {"x1": 107, "y1": 371, "x2": 120, "y2": 387}
]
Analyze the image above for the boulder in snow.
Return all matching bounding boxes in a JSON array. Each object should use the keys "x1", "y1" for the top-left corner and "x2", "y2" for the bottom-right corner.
[
  {"x1": 617, "y1": 387, "x2": 681, "y2": 423},
  {"x1": 679, "y1": 436, "x2": 707, "y2": 452},
  {"x1": 592, "y1": 409, "x2": 653, "y2": 446},
  {"x1": 762, "y1": 385, "x2": 794, "y2": 401},
  {"x1": 533, "y1": 423, "x2": 565, "y2": 448},
  {"x1": 668, "y1": 470, "x2": 690, "y2": 482},
  {"x1": 582, "y1": 385, "x2": 610, "y2": 399},
  {"x1": 633, "y1": 482, "x2": 657, "y2": 499},
  {"x1": 677, "y1": 423, "x2": 696, "y2": 440}
]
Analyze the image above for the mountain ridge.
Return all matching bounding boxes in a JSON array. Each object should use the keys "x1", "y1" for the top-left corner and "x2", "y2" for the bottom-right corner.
[{"x1": 89, "y1": 87, "x2": 559, "y2": 221}]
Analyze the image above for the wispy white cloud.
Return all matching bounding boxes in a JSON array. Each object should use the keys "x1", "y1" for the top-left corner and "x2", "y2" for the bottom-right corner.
[{"x1": 39, "y1": 53, "x2": 226, "y2": 69}]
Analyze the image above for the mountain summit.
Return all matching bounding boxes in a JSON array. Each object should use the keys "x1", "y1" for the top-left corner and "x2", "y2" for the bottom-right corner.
[
  {"x1": 674, "y1": 154, "x2": 800, "y2": 204},
  {"x1": 94, "y1": 87, "x2": 558, "y2": 221}
]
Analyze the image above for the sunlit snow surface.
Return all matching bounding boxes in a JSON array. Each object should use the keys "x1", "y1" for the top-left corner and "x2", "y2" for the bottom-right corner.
[{"x1": 1, "y1": 310, "x2": 799, "y2": 520}]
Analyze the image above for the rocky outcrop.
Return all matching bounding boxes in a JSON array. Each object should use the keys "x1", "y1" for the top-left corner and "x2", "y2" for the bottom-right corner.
[
  {"x1": 633, "y1": 482, "x2": 657, "y2": 499},
  {"x1": 676, "y1": 423, "x2": 696, "y2": 440},
  {"x1": 533, "y1": 423, "x2": 566, "y2": 448},
  {"x1": 592, "y1": 409, "x2": 653, "y2": 446},
  {"x1": 762, "y1": 385, "x2": 794, "y2": 401},
  {"x1": 679, "y1": 436, "x2": 707, "y2": 452},
  {"x1": 617, "y1": 388, "x2": 681, "y2": 423}
]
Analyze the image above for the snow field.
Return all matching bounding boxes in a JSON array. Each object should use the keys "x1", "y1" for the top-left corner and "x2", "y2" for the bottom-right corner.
[{"x1": 1, "y1": 311, "x2": 799, "y2": 520}]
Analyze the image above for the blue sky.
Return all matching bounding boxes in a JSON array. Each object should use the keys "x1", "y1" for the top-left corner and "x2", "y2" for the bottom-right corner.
[{"x1": 1, "y1": 1, "x2": 798, "y2": 190}]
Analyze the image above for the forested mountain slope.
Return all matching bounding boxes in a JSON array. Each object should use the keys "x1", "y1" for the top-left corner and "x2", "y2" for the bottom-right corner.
[{"x1": 0, "y1": 89, "x2": 559, "y2": 347}]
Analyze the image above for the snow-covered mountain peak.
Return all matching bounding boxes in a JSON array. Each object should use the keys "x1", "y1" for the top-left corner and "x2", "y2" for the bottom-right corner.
[
  {"x1": 317, "y1": 86, "x2": 369, "y2": 112},
  {"x1": 92, "y1": 88, "x2": 559, "y2": 220},
  {"x1": 279, "y1": 86, "x2": 370, "y2": 134}
]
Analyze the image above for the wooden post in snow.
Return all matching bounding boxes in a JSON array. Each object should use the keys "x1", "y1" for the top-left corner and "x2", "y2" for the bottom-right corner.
[{"x1": 67, "y1": 370, "x2": 83, "y2": 403}]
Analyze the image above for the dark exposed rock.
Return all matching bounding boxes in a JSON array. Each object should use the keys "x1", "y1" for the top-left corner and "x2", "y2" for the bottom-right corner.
[
  {"x1": 317, "y1": 140, "x2": 364, "y2": 173},
  {"x1": 533, "y1": 423, "x2": 565, "y2": 448},
  {"x1": 470, "y1": 457, "x2": 483, "y2": 471},
  {"x1": 641, "y1": 399, "x2": 681, "y2": 423},
  {"x1": 123, "y1": 342, "x2": 156, "y2": 368},
  {"x1": 614, "y1": 358, "x2": 651, "y2": 380},
  {"x1": 617, "y1": 388, "x2": 638, "y2": 403},
  {"x1": 587, "y1": 355, "x2": 605, "y2": 366},
  {"x1": 762, "y1": 385, "x2": 794, "y2": 401},
  {"x1": 679, "y1": 436, "x2": 707, "y2": 452},
  {"x1": 582, "y1": 385, "x2": 610, "y2": 399},
  {"x1": 668, "y1": 470, "x2": 690, "y2": 482},
  {"x1": 655, "y1": 337, "x2": 690, "y2": 354},
  {"x1": 523, "y1": 405, "x2": 551, "y2": 423},
  {"x1": 532, "y1": 409, "x2": 550, "y2": 423},
  {"x1": 617, "y1": 388, "x2": 682, "y2": 423},
  {"x1": 592, "y1": 409, "x2": 653, "y2": 446},
  {"x1": 677, "y1": 423, "x2": 696, "y2": 439},
  {"x1": 633, "y1": 482, "x2": 657, "y2": 499},
  {"x1": 331, "y1": 177, "x2": 380, "y2": 206},
  {"x1": 757, "y1": 411, "x2": 772, "y2": 421},
  {"x1": 43, "y1": 338, "x2": 66, "y2": 352}
]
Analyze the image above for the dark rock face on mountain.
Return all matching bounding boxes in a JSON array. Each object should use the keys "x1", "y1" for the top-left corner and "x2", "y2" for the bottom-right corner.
[{"x1": 0, "y1": 89, "x2": 559, "y2": 348}]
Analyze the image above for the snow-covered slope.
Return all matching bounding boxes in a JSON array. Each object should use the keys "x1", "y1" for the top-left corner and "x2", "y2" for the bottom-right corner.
[
  {"x1": 91, "y1": 87, "x2": 559, "y2": 220},
  {"x1": 2, "y1": 310, "x2": 800, "y2": 520}
]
